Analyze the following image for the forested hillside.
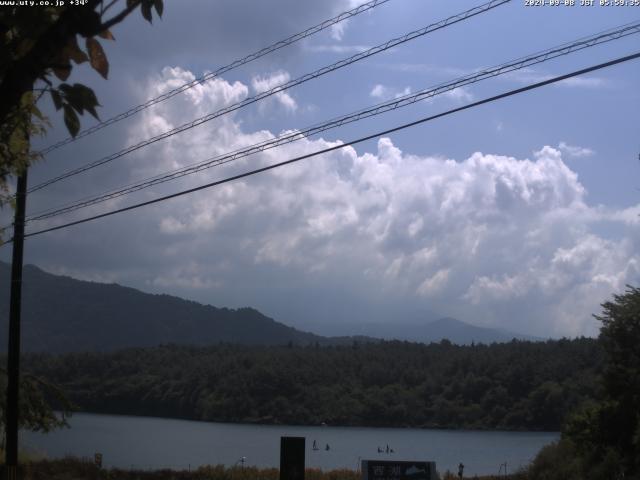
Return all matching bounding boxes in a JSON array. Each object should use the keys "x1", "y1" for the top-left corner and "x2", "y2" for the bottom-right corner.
[
  {"x1": 23, "y1": 338, "x2": 602, "y2": 431},
  {"x1": 0, "y1": 262, "x2": 344, "y2": 352}
]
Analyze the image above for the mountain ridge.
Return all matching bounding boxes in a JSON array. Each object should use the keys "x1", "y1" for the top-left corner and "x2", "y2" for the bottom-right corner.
[{"x1": 0, "y1": 261, "x2": 539, "y2": 352}]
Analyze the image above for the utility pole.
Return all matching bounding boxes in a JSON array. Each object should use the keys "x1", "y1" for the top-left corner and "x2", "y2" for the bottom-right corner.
[{"x1": 4, "y1": 162, "x2": 29, "y2": 478}]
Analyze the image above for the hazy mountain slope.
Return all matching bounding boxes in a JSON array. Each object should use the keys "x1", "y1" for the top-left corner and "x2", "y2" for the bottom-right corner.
[
  {"x1": 420, "y1": 317, "x2": 541, "y2": 344},
  {"x1": 315, "y1": 317, "x2": 539, "y2": 345},
  {"x1": 0, "y1": 262, "x2": 538, "y2": 352},
  {"x1": 0, "y1": 262, "x2": 328, "y2": 352}
]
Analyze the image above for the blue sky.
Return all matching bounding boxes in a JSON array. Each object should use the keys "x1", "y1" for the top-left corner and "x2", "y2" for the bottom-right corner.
[{"x1": 2, "y1": 0, "x2": 639, "y2": 338}]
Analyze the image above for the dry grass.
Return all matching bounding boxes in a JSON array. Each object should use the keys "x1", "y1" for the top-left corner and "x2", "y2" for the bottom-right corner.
[{"x1": 7, "y1": 456, "x2": 528, "y2": 480}]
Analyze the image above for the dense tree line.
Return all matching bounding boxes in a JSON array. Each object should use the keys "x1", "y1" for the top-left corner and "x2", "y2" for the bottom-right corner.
[{"x1": 21, "y1": 338, "x2": 602, "y2": 432}]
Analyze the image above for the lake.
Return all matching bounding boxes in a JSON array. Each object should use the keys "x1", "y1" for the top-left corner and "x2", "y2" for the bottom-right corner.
[{"x1": 22, "y1": 413, "x2": 558, "y2": 476}]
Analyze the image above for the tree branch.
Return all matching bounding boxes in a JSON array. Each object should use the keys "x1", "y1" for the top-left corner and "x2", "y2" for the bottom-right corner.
[
  {"x1": 98, "y1": 1, "x2": 141, "y2": 33},
  {"x1": 101, "y1": 0, "x2": 121, "y2": 16}
]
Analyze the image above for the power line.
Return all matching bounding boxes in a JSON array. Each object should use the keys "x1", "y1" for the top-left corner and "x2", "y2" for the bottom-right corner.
[
  {"x1": 15, "y1": 50, "x2": 640, "y2": 241},
  {"x1": 28, "y1": 0, "x2": 512, "y2": 194},
  {"x1": 37, "y1": 0, "x2": 393, "y2": 156},
  {"x1": 24, "y1": 21, "x2": 640, "y2": 223}
]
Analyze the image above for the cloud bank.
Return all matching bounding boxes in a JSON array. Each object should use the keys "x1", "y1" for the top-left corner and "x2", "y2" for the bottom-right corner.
[{"x1": 28, "y1": 67, "x2": 640, "y2": 339}]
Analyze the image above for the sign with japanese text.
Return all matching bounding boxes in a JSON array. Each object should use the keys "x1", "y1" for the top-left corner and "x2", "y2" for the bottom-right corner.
[{"x1": 361, "y1": 460, "x2": 437, "y2": 480}]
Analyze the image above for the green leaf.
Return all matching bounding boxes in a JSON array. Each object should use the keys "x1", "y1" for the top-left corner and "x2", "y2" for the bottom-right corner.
[
  {"x1": 153, "y1": 0, "x2": 163, "y2": 17},
  {"x1": 14, "y1": 38, "x2": 37, "y2": 59},
  {"x1": 63, "y1": 104, "x2": 80, "y2": 137},
  {"x1": 59, "y1": 83, "x2": 100, "y2": 120},
  {"x1": 65, "y1": 35, "x2": 88, "y2": 64},
  {"x1": 52, "y1": 64, "x2": 71, "y2": 81},
  {"x1": 141, "y1": 0, "x2": 153, "y2": 23},
  {"x1": 57, "y1": 83, "x2": 72, "y2": 96},
  {"x1": 98, "y1": 29, "x2": 115, "y2": 41},
  {"x1": 58, "y1": 83, "x2": 82, "y2": 113},
  {"x1": 31, "y1": 104, "x2": 46, "y2": 123},
  {"x1": 86, "y1": 37, "x2": 109, "y2": 79},
  {"x1": 73, "y1": 83, "x2": 100, "y2": 120}
]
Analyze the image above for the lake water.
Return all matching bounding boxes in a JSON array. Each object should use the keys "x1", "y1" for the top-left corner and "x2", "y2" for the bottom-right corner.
[{"x1": 22, "y1": 413, "x2": 558, "y2": 476}]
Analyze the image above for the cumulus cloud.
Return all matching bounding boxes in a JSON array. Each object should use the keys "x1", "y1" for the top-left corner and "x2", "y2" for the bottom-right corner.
[
  {"x1": 306, "y1": 44, "x2": 370, "y2": 54},
  {"x1": 251, "y1": 71, "x2": 298, "y2": 112},
  {"x1": 370, "y1": 84, "x2": 472, "y2": 105},
  {"x1": 370, "y1": 84, "x2": 411, "y2": 100},
  {"x1": 444, "y1": 86, "x2": 473, "y2": 102},
  {"x1": 328, "y1": 0, "x2": 366, "y2": 40},
  {"x1": 391, "y1": 63, "x2": 469, "y2": 77},
  {"x1": 558, "y1": 141, "x2": 595, "y2": 158},
  {"x1": 506, "y1": 68, "x2": 607, "y2": 88},
  {"x1": 330, "y1": 20, "x2": 348, "y2": 41},
  {"x1": 558, "y1": 76, "x2": 606, "y2": 88},
  {"x1": 26, "y1": 67, "x2": 640, "y2": 339}
]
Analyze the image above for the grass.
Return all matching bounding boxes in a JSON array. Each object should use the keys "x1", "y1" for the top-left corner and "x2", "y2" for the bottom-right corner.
[{"x1": 3, "y1": 456, "x2": 528, "y2": 480}]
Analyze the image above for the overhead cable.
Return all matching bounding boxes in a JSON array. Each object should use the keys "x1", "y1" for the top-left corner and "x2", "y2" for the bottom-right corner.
[
  {"x1": 15, "y1": 50, "x2": 640, "y2": 241},
  {"x1": 28, "y1": 0, "x2": 512, "y2": 194},
  {"x1": 37, "y1": 0, "x2": 393, "y2": 155},
  {"x1": 25, "y1": 21, "x2": 640, "y2": 223}
]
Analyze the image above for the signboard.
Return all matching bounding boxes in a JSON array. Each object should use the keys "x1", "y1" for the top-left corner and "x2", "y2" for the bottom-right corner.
[{"x1": 361, "y1": 460, "x2": 437, "y2": 480}]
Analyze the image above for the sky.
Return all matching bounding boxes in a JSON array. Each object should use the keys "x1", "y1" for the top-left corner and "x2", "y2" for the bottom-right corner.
[{"x1": 1, "y1": 0, "x2": 639, "y2": 338}]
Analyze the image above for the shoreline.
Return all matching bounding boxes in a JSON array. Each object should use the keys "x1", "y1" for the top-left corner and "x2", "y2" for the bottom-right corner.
[{"x1": 54, "y1": 410, "x2": 562, "y2": 434}]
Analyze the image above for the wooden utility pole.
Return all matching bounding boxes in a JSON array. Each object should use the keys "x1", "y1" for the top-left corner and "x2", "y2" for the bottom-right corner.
[{"x1": 4, "y1": 166, "x2": 29, "y2": 480}]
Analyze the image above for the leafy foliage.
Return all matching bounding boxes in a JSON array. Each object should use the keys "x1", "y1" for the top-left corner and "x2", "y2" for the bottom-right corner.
[
  {"x1": 0, "y1": 0, "x2": 163, "y2": 222},
  {"x1": 527, "y1": 286, "x2": 640, "y2": 480},
  {"x1": 22, "y1": 338, "x2": 602, "y2": 431},
  {"x1": 0, "y1": 365, "x2": 73, "y2": 435},
  {"x1": 560, "y1": 286, "x2": 640, "y2": 479}
]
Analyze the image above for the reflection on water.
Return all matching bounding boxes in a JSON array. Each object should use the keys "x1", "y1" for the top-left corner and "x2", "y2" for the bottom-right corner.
[{"x1": 22, "y1": 412, "x2": 558, "y2": 476}]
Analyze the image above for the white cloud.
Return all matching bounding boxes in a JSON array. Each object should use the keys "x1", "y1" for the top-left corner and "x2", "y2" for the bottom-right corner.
[
  {"x1": 151, "y1": 262, "x2": 223, "y2": 290},
  {"x1": 558, "y1": 141, "x2": 595, "y2": 158},
  {"x1": 330, "y1": 20, "x2": 348, "y2": 41},
  {"x1": 32, "y1": 67, "x2": 640, "y2": 339},
  {"x1": 390, "y1": 63, "x2": 469, "y2": 76},
  {"x1": 444, "y1": 86, "x2": 473, "y2": 102},
  {"x1": 307, "y1": 44, "x2": 370, "y2": 54},
  {"x1": 326, "y1": 0, "x2": 364, "y2": 41},
  {"x1": 370, "y1": 84, "x2": 411, "y2": 100},
  {"x1": 370, "y1": 84, "x2": 388, "y2": 98},
  {"x1": 251, "y1": 71, "x2": 298, "y2": 112},
  {"x1": 505, "y1": 68, "x2": 607, "y2": 89},
  {"x1": 418, "y1": 269, "x2": 451, "y2": 297},
  {"x1": 370, "y1": 84, "x2": 471, "y2": 105},
  {"x1": 557, "y1": 76, "x2": 606, "y2": 88}
]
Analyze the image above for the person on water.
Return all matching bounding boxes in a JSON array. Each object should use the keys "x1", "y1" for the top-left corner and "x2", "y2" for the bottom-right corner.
[
  {"x1": 313, "y1": 440, "x2": 318, "y2": 450},
  {"x1": 325, "y1": 443, "x2": 330, "y2": 451}
]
